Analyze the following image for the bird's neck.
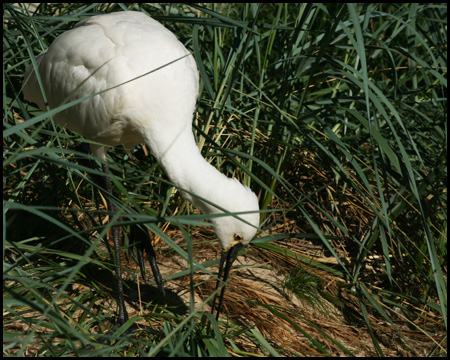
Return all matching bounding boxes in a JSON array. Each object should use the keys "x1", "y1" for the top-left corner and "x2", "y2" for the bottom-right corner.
[{"x1": 143, "y1": 127, "x2": 235, "y2": 215}]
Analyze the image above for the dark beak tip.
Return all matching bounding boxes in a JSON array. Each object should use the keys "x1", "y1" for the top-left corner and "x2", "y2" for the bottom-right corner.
[{"x1": 210, "y1": 241, "x2": 245, "y2": 320}]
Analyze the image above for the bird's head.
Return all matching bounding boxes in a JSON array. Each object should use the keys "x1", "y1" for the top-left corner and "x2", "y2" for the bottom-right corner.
[
  {"x1": 213, "y1": 209, "x2": 259, "y2": 250},
  {"x1": 210, "y1": 179, "x2": 260, "y2": 250}
]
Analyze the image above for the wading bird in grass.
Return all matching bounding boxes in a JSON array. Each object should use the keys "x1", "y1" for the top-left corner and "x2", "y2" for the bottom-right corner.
[{"x1": 23, "y1": 11, "x2": 260, "y2": 325}]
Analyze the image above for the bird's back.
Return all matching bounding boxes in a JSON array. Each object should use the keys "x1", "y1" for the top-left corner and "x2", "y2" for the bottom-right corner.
[{"x1": 23, "y1": 11, "x2": 199, "y2": 151}]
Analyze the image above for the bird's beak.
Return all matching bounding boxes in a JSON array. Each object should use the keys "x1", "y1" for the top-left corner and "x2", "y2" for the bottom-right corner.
[{"x1": 210, "y1": 235, "x2": 244, "y2": 320}]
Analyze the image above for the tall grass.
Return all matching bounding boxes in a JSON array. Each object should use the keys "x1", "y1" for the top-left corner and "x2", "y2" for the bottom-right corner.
[{"x1": 4, "y1": 3, "x2": 447, "y2": 356}]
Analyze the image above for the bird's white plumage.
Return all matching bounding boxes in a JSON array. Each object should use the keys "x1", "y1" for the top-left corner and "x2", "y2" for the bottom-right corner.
[{"x1": 23, "y1": 11, "x2": 259, "y2": 249}]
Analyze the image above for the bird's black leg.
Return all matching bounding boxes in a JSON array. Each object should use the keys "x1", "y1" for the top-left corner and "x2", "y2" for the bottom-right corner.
[
  {"x1": 210, "y1": 243, "x2": 243, "y2": 320},
  {"x1": 130, "y1": 225, "x2": 165, "y2": 297},
  {"x1": 102, "y1": 163, "x2": 128, "y2": 325},
  {"x1": 210, "y1": 251, "x2": 226, "y2": 319}
]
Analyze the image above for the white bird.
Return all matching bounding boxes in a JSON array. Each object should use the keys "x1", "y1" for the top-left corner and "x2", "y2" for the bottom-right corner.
[{"x1": 23, "y1": 11, "x2": 260, "y2": 324}]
